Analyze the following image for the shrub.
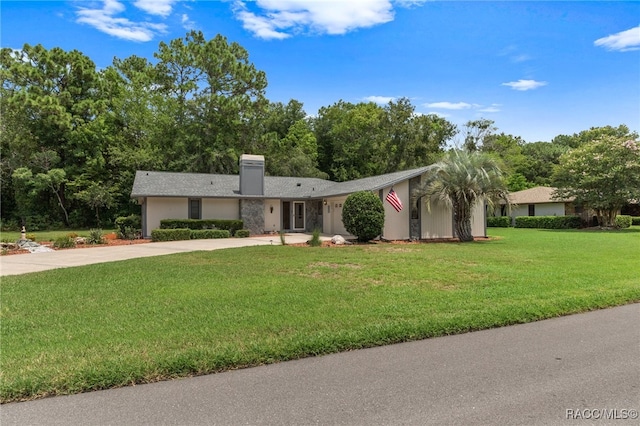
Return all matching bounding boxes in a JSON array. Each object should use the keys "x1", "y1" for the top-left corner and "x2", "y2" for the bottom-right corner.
[
  {"x1": 632, "y1": 217, "x2": 640, "y2": 226},
  {"x1": 308, "y1": 228, "x2": 322, "y2": 247},
  {"x1": 25, "y1": 233, "x2": 37, "y2": 241},
  {"x1": 342, "y1": 191, "x2": 385, "y2": 242},
  {"x1": 87, "y1": 229, "x2": 105, "y2": 245},
  {"x1": 67, "y1": 232, "x2": 79, "y2": 239},
  {"x1": 514, "y1": 216, "x2": 582, "y2": 229},
  {"x1": 160, "y1": 219, "x2": 243, "y2": 235},
  {"x1": 234, "y1": 229, "x2": 251, "y2": 238},
  {"x1": 614, "y1": 215, "x2": 632, "y2": 229},
  {"x1": 190, "y1": 229, "x2": 230, "y2": 239},
  {"x1": 151, "y1": 228, "x2": 191, "y2": 242},
  {"x1": 115, "y1": 215, "x2": 142, "y2": 239},
  {"x1": 53, "y1": 235, "x2": 76, "y2": 249},
  {"x1": 487, "y1": 216, "x2": 511, "y2": 227}
]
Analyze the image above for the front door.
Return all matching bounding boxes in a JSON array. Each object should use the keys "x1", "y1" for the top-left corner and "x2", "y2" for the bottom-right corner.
[
  {"x1": 282, "y1": 201, "x2": 291, "y2": 229},
  {"x1": 293, "y1": 201, "x2": 305, "y2": 230}
]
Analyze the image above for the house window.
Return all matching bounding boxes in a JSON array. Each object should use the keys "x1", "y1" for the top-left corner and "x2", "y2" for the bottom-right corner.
[
  {"x1": 189, "y1": 198, "x2": 201, "y2": 219},
  {"x1": 528, "y1": 204, "x2": 535, "y2": 216}
]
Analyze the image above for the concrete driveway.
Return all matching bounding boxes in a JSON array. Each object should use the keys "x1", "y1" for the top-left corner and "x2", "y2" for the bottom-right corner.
[
  {"x1": 0, "y1": 233, "x2": 323, "y2": 276},
  {"x1": 2, "y1": 303, "x2": 638, "y2": 425}
]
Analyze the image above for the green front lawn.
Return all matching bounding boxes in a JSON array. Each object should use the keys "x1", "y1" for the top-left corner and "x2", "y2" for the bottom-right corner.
[{"x1": 1, "y1": 227, "x2": 639, "y2": 402}]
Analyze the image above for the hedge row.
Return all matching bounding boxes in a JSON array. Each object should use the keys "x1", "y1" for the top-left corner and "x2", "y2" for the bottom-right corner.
[
  {"x1": 151, "y1": 229, "x2": 192, "y2": 242},
  {"x1": 190, "y1": 229, "x2": 231, "y2": 239},
  {"x1": 514, "y1": 216, "x2": 582, "y2": 229},
  {"x1": 487, "y1": 216, "x2": 512, "y2": 227},
  {"x1": 160, "y1": 219, "x2": 244, "y2": 234},
  {"x1": 151, "y1": 228, "x2": 251, "y2": 242},
  {"x1": 630, "y1": 216, "x2": 640, "y2": 226}
]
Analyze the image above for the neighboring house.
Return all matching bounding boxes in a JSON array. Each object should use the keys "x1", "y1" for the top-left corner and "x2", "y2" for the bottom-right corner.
[
  {"x1": 131, "y1": 154, "x2": 486, "y2": 240},
  {"x1": 496, "y1": 186, "x2": 582, "y2": 221}
]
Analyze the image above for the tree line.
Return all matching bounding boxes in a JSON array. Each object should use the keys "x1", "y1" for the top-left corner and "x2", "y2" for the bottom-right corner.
[{"x1": 1, "y1": 31, "x2": 637, "y2": 230}]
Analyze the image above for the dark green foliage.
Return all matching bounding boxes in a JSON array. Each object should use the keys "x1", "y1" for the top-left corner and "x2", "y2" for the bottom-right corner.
[
  {"x1": 191, "y1": 229, "x2": 231, "y2": 239},
  {"x1": 487, "y1": 216, "x2": 512, "y2": 227},
  {"x1": 614, "y1": 215, "x2": 632, "y2": 229},
  {"x1": 87, "y1": 229, "x2": 105, "y2": 245},
  {"x1": 234, "y1": 229, "x2": 251, "y2": 238},
  {"x1": 151, "y1": 229, "x2": 192, "y2": 242},
  {"x1": 514, "y1": 216, "x2": 582, "y2": 229},
  {"x1": 160, "y1": 219, "x2": 243, "y2": 235},
  {"x1": 115, "y1": 215, "x2": 141, "y2": 238},
  {"x1": 632, "y1": 217, "x2": 640, "y2": 226},
  {"x1": 342, "y1": 191, "x2": 385, "y2": 242},
  {"x1": 52, "y1": 235, "x2": 76, "y2": 249}
]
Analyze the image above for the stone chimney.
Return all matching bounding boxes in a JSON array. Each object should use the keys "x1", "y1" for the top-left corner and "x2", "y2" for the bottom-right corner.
[{"x1": 239, "y1": 154, "x2": 265, "y2": 196}]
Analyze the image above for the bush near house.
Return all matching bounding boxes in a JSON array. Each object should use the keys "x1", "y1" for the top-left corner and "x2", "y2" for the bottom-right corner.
[
  {"x1": 487, "y1": 216, "x2": 512, "y2": 227},
  {"x1": 515, "y1": 216, "x2": 582, "y2": 229},
  {"x1": 235, "y1": 229, "x2": 251, "y2": 238},
  {"x1": 160, "y1": 219, "x2": 243, "y2": 235},
  {"x1": 151, "y1": 228, "x2": 192, "y2": 242},
  {"x1": 191, "y1": 229, "x2": 231, "y2": 239},
  {"x1": 632, "y1": 217, "x2": 640, "y2": 226},
  {"x1": 614, "y1": 215, "x2": 632, "y2": 229},
  {"x1": 115, "y1": 215, "x2": 142, "y2": 239},
  {"x1": 342, "y1": 191, "x2": 385, "y2": 242}
]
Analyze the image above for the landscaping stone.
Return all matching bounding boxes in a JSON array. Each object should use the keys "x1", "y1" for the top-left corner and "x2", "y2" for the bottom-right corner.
[{"x1": 331, "y1": 235, "x2": 346, "y2": 245}]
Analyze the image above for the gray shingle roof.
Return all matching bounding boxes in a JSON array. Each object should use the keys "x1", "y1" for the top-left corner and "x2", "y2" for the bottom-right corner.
[
  {"x1": 315, "y1": 166, "x2": 434, "y2": 197},
  {"x1": 131, "y1": 166, "x2": 434, "y2": 199}
]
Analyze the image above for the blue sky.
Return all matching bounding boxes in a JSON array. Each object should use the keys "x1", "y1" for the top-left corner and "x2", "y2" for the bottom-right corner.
[{"x1": 2, "y1": 0, "x2": 639, "y2": 143}]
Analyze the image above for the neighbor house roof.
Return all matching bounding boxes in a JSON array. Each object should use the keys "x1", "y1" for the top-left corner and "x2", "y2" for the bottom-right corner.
[
  {"x1": 504, "y1": 186, "x2": 574, "y2": 205},
  {"x1": 131, "y1": 166, "x2": 434, "y2": 200}
]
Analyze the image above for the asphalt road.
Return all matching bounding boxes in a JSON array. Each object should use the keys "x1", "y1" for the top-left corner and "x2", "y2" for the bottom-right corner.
[{"x1": 2, "y1": 303, "x2": 638, "y2": 426}]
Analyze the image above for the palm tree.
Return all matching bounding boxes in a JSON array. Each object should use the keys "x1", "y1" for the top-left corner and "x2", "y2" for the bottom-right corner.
[{"x1": 415, "y1": 149, "x2": 510, "y2": 242}]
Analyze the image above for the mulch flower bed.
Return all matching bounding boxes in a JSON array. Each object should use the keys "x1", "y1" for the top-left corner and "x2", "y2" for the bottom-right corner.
[{"x1": 1, "y1": 237, "x2": 151, "y2": 256}]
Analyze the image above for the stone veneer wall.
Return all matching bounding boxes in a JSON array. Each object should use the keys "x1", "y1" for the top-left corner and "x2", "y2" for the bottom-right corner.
[
  {"x1": 305, "y1": 200, "x2": 323, "y2": 232},
  {"x1": 240, "y1": 199, "x2": 265, "y2": 235}
]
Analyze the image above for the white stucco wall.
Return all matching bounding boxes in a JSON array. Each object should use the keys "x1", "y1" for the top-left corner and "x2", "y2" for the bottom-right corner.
[
  {"x1": 421, "y1": 199, "x2": 485, "y2": 239},
  {"x1": 264, "y1": 199, "x2": 281, "y2": 233},
  {"x1": 471, "y1": 201, "x2": 486, "y2": 237},
  {"x1": 421, "y1": 199, "x2": 453, "y2": 239},
  {"x1": 323, "y1": 196, "x2": 349, "y2": 236},
  {"x1": 146, "y1": 197, "x2": 188, "y2": 234},
  {"x1": 202, "y1": 198, "x2": 239, "y2": 220},
  {"x1": 382, "y1": 181, "x2": 410, "y2": 240}
]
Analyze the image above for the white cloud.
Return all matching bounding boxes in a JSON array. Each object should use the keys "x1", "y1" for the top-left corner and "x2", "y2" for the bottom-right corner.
[
  {"x1": 594, "y1": 25, "x2": 640, "y2": 52},
  {"x1": 424, "y1": 102, "x2": 473, "y2": 110},
  {"x1": 478, "y1": 104, "x2": 501, "y2": 113},
  {"x1": 233, "y1": 0, "x2": 410, "y2": 40},
  {"x1": 76, "y1": 0, "x2": 168, "y2": 42},
  {"x1": 363, "y1": 96, "x2": 396, "y2": 104},
  {"x1": 133, "y1": 0, "x2": 177, "y2": 17},
  {"x1": 501, "y1": 79, "x2": 547, "y2": 91},
  {"x1": 181, "y1": 14, "x2": 196, "y2": 30}
]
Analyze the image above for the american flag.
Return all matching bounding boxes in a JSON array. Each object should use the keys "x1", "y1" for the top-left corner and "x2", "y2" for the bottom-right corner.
[{"x1": 386, "y1": 188, "x2": 403, "y2": 212}]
